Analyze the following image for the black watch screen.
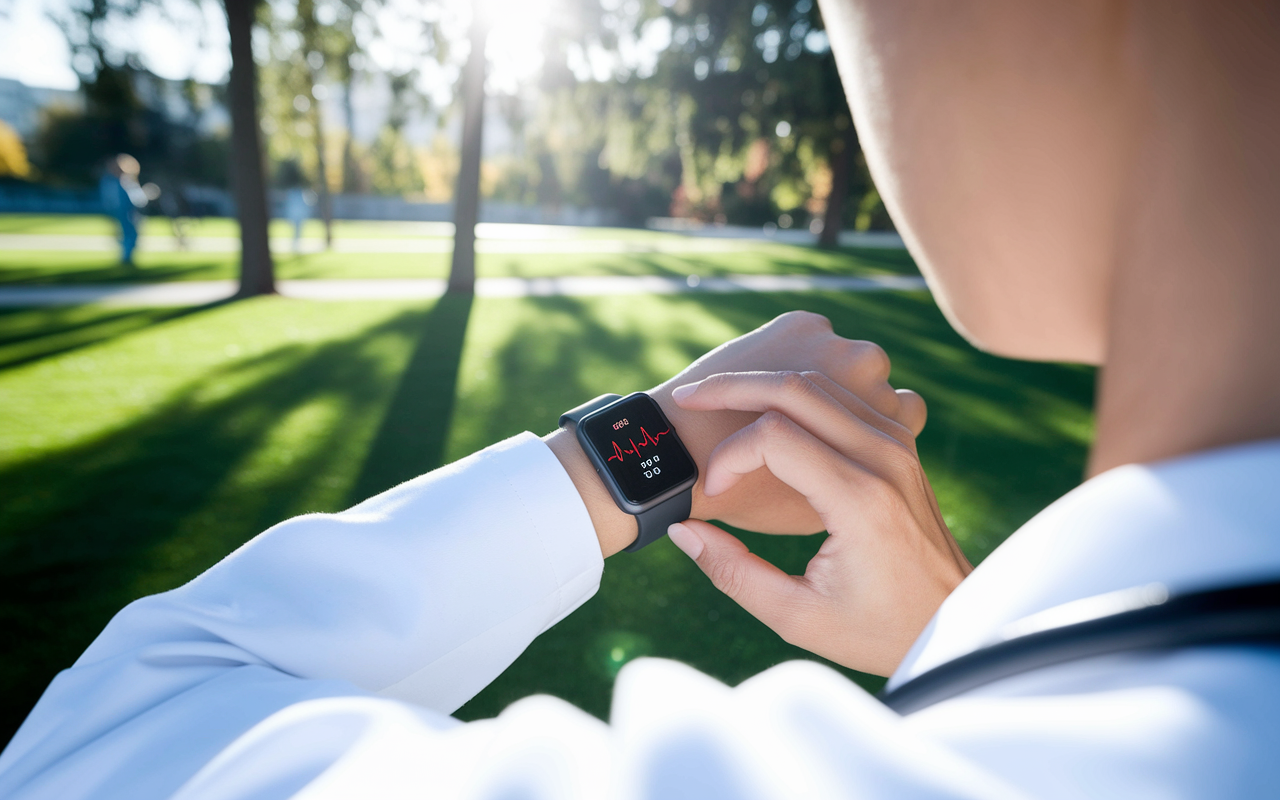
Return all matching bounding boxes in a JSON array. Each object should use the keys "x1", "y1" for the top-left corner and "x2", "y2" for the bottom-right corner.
[{"x1": 578, "y1": 393, "x2": 697, "y2": 506}]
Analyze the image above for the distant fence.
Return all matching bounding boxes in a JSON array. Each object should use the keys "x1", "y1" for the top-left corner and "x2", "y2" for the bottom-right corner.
[
  {"x1": 0, "y1": 183, "x2": 620, "y2": 227},
  {"x1": 329, "y1": 196, "x2": 619, "y2": 227},
  {"x1": 0, "y1": 183, "x2": 234, "y2": 217},
  {"x1": 0, "y1": 184, "x2": 101, "y2": 215}
]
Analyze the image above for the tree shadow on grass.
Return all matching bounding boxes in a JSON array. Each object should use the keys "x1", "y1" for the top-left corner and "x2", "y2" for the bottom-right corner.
[
  {"x1": 0, "y1": 303, "x2": 450, "y2": 746},
  {"x1": 0, "y1": 260, "x2": 231, "y2": 285},
  {"x1": 0, "y1": 302, "x2": 233, "y2": 371},
  {"x1": 477, "y1": 245, "x2": 917, "y2": 281},
  {"x1": 0, "y1": 287, "x2": 1095, "y2": 745},
  {"x1": 348, "y1": 293, "x2": 474, "y2": 501}
]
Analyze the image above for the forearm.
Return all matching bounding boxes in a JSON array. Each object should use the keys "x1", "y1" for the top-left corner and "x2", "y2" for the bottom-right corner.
[
  {"x1": 544, "y1": 428, "x2": 639, "y2": 557},
  {"x1": 0, "y1": 434, "x2": 604, "y2": 799}
]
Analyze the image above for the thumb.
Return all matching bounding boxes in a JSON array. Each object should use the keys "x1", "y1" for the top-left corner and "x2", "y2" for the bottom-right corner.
[{"x1": 668, "y1": 520, "x2": 813, "y2": 640}]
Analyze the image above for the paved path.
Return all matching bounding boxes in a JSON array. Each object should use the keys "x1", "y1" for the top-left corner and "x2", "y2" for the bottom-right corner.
[
  {"x1": 0, "y1": 274, "x2": 927, "y2": 307},
  {"x1": 0, "y1": 232, "x2": 911, "y2": 254},
  {"x1": 0, "y1": 232, "x2": 905, "y2": 255}
]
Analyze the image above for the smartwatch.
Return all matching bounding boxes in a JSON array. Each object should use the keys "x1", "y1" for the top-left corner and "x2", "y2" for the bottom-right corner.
[{"x1": 559, "y1": 392, "x2": 699, "y2": 552}]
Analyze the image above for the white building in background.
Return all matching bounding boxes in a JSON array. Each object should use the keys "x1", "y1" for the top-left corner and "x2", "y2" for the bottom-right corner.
[
  {"x1": 0, "y1": 78, "x2": 82, "y2": 138},
  {"x1": 0, "y1": 75, "x2": 231, "y2": 143}
]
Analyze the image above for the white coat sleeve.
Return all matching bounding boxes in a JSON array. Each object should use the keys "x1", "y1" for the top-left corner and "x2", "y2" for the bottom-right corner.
[
  {"x1": 0, "y1": 432, "x2": 1073, "y2": 800},
  {"x1": 0, "y1": 432, "x2": 605, "y2": 800}
]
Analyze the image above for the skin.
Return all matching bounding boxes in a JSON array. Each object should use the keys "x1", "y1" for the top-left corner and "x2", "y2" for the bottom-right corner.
[
  {"x1": 818, "y1": 0, "x2": 1280, "y2": 474},
  {"x1": 552, "y1": 1, "x2": 1280, "y2": 675},
  {"x1": 544, "y1": 311, "x2": 930, "y2": 556}
]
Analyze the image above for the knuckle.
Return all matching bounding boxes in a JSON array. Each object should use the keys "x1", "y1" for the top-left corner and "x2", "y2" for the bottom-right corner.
[
  {"x1": 799, "y1": 370, "x2": 839, "y2": 396},
  {"x1": 707, "y1": 558, "x2": 749, "y2": 599},
  {"x1": 852, "y1": 340, "x2": 892, "y2": 380},
  {"x1": 701, "y1": 372, "x2": 734, "y2": 392},
  {"x1": 885, "y1": 441, "x2": 919, "y2": 478},
  {"x1": 860, "y1": 469, "x2": 903, "y2": 508},
  {"x1": 777, "y1": 310, "x2": 832, "y2": 332},
  {"x1": 777, "y1": 370, "x2": 814, "y2": 396},
  {"x1": 756, "y1": 409, "x2": 794, "y2": 438}
]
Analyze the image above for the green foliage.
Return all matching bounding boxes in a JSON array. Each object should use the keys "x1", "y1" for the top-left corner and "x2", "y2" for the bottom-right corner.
[
  {"x1": 0, "y1": 121, "x2": 31, "y2": 179},
  {"x1": 30, "y1": 94, "x2": 230, "y2": 189},
  {"x1": 855, "y1": 187, "x2": 893, "y2": 233},
  {"x1": 259, "y1": 0, "x2": 440, "y2": 196},
  {"x1": 509, "y1": 0, "x2": 889, "y2": 227},
  {"x1": 366, "y1": 127, "x2": 426, "y2": 196}
]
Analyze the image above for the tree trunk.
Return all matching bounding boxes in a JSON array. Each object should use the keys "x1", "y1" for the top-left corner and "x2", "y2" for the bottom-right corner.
[
  {"x1": 819, "y1": 122, "x2": 859, "y2": 249},
  {"x1": 298, "y1": 0, "x2": 333, "y2": 250},
  {"x1": 448, "y1": 14, "x2": 487, "y2": 295},
  {"x1": 341, "y1": 54, "x2": 361, "y2": 193},
  {"x1": 313, "y1": 101, "x2": 333, "y2": 249},
  {"x1": 224, "y1": 0, "x2": 275, "y2": 296}
]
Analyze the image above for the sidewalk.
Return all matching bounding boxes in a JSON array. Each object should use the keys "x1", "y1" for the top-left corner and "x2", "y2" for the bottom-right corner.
[
  {"x1": 0, "y1": 274, "x2": 928, "y2": 307},
  {"x1": 0, "y1": 230, "x2": 906, "y2": 255}
]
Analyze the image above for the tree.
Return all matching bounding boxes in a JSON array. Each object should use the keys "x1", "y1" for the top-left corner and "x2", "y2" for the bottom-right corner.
[
  {"x1": 332, "y1": 19, "x2": 367, "y2": 194},
  {"x1": 224, "y1": 0, "x2": 276, "y2": 296},
  {"x1": 448, "y1": 12, "x2": 487, "y2": 295},
  {"x1": 294, "y1": 0, "x2": 335, "y2": 248},
  {"x1": 534, "y1": 0, "x2": 882, "y2": 236},
  {"x1": 646, "y1": 0, "x2": 863, "y2": 235},
  {"x1": 367, "y1": 70, "x2": 426, "y2": 196}
]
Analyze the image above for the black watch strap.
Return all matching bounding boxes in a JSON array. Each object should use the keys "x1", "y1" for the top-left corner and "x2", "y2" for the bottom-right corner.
[
  {"x1": 559, "y1": 394, "x2": 623, "y2": 429},
  {"x1": 628, "y1": 487, "x2": 693, "y2": 553},
  {"x1": 559, "y1": 394, "x2": 692, "y2": 552}
]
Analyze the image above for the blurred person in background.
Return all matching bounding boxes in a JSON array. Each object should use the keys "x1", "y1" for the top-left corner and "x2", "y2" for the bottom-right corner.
[
  {"x1": 284, "y1": 186, "x2": 314, "y2": 254},
  {"x1": 277, "y1": 159, "x2": 315, "y2": 254},
  {"x1": 2, "y1": 2, "x2": 1278, "y2": 799},
  {"x1": 98, "y1": 154, "x2": 148, "y2": 268}
]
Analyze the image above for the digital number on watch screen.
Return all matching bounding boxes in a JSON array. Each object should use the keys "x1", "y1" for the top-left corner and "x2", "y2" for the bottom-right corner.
[{"x1": 580, "y1": 394, "x2": 696, "y2": 505}]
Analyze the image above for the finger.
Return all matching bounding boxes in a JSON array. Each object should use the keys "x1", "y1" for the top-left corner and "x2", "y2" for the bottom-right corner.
[
  {"x1": 700, "y1": 410, "x2": 885, "y2": 524},
  {"x1": 895, "y1": 388, "x2": 927, "y2": 437},
  {"x1": 801, "y1": 371, "x2": 915, "y2": 447},
  {"x1": 674, "y1": 371, "x2": 911, "y2": 460},
  {"x1": 668, "y1": 520, "x2": 815, "y2": 640}
]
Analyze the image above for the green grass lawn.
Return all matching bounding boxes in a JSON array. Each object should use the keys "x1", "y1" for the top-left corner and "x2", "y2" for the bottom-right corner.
[
  {"x1": 0, "y1": 214, "x2": 919, "y2": 284},
  {"x1": 0, "y1": 214, "x2": 684, "y2": 240},
  {"x1": 0, "y1": 283, "x2": 1095, "y2": 746}
]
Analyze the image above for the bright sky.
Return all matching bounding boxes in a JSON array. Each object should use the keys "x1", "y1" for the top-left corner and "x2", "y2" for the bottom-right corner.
[
  {"x1": 0, "y1": 0, "x2": 231, "y2": 89},
  {"x1": 0, "y1": 0, "x2": 649, "y2": 99}
]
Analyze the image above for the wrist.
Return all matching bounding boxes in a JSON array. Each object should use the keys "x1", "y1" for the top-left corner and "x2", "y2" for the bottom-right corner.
[
  {"x1": 547, "y1": 387, "x2": 718, "y2": 557},
  {"x1": 544, "y1": 427, "x2": 639, "y2": 557},
  {"x1": 649, "y1": 382, "x2": 756, "y2": 524}
]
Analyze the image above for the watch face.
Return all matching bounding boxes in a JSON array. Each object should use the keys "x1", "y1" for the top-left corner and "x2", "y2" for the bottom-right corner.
[{"x1": 579, "y1": 393, "x2": 697, "y2": 506}]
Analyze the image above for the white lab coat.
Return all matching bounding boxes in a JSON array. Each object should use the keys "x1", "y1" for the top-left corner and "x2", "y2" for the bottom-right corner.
[{"x1": 1, "y1": 432, "x2": 1277, "y2": 799}]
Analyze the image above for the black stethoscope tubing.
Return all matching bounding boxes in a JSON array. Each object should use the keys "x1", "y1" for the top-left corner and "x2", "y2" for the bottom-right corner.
[{"x1": 879, "y1": 579, "x2": 1280, "y2": 715}]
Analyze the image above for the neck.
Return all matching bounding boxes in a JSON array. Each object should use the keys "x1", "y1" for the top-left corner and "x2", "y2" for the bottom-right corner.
[{"x1": 1088, "y1": 3, "x2": 1280, "y2": 477}]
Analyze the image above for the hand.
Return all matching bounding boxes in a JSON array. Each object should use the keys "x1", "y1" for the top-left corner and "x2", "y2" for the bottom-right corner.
[
  {"x1": 665, "y1": 370, "x2": 971, "y2": 676},
  {"x1": 546, "y1": 312, "x2": 928, "y2": 556}
]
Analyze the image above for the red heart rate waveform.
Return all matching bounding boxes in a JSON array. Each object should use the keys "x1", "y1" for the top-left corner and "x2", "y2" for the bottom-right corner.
[{"x1": 606, "y1": 427, "x2": 670, "y2": 463}]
